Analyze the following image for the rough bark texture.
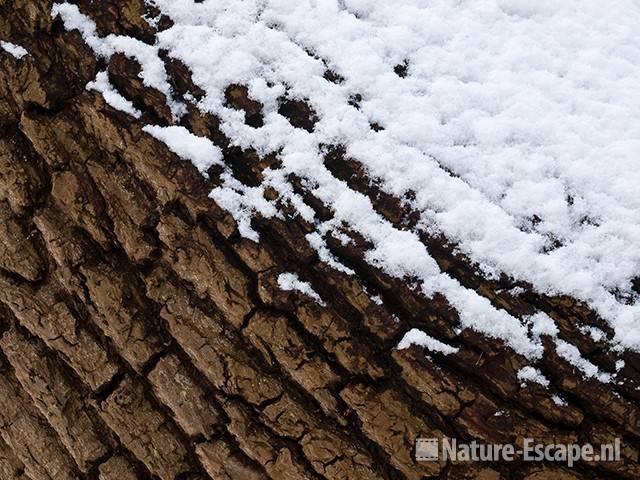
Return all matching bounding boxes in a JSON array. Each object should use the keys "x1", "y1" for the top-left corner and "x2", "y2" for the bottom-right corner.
[{"x1": 0, "y1": 1, "x2": 639, "y2": 479}]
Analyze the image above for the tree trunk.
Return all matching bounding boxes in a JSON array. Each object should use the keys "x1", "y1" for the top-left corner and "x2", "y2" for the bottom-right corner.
[{"x1": 0, "y1": 1, "x2": 638, "y2": 479}]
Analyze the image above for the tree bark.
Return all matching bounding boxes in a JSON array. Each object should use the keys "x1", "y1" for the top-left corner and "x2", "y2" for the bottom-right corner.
[{"x1": 0, "y1": 1, "x2": 638, "y2": 479}]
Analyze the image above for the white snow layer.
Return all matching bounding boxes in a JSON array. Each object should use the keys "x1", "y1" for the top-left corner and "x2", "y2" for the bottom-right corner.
[
  {"x1": 0, "y1": 40, "x2": 28, "y2": 59},
  {"x1": 51, "y1": 1, "x2": 640, "y2": 368}
]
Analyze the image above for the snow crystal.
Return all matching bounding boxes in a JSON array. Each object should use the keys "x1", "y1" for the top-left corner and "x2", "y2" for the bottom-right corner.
[
  {"x1": 87, "y1": 71, "x2": 141, "y2": 118},
  {"x1": 551, "y1": 394, "x2": 567, "y2": 406},
  {"x1": 397, "y1": 328, "x2": 459, "y2": 355},
  {"x1": 277, "y1": 272, "x2": 326, "y2": 306},
  {"x1": 0, "y1": 40, "x2": 28, "y2": 59},
  {"x1": 517, "y1": 366, "x2": 550, "y2": 388}
]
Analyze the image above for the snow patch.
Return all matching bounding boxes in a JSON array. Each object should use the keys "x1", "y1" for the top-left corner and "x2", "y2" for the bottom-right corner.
[
  {"x1": 579, "y1": 325, "x2": 607, "y2": 343},
  {"x1": 143, "y1": 125, "x2": 223, "y2": 175},
  {"x1": 305, "y1": 232, "x2": 354, "y2": 275},
  {"x1": 397, "y1": 328, "x2": 459, "y2": 355},
  {"x1": 555, "y1": 339, "x2": 612, "y2": 383},
  {"x1": 517, "y1": 366, "x2": 550, "y2": 388},
  {"x1": 527, "y1": 312, "x2": 559, "y2": 339},
  {"x1": 52, "y1": 2, "x2": 185, "y2": 118},
  {"x1": 277, "y1": 272, "x2": 326, "y2": 306},
  {"x1": 0, "y1": 40, "x2": 28, "y2": 59},
  {"x1": 87, "y1": 71, "x2": 141, "y2": 118},
  {"x1": 209, "y1": 171, "x2": 279, "y2": 242}
]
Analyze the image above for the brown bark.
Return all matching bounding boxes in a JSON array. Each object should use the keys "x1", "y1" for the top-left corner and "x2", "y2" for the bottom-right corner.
[{"x1": 0, "y1": 1, "x2": 638, "y2": 479}]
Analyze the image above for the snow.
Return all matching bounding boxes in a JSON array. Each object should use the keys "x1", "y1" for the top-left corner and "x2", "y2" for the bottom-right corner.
[
  {"x1": 527, "y1": 312, "x2": 558, "y2": 339},
  {"x1": 517, "y1": 366, "x2": 549, "y2": 388},
  {"x1": 555, "y1": 339, "x2": 612, "y2": 383},
  {"x1": 209, "y1": 171, "x2": 279, "y2": 241},
  {"x1": 397, "y1": 328, "x2": 459, "y2": 355},
  {"x1": 0, "y1": 40, "x2": 28, "y2": 59},
  {"x1": 142, "y1": 125, "x2": 223, "y2": 175},
  {"x1": 579, "y1": 325, "x2": 607, "y2": 343},
  {"x1": 87, "y1": 71, "x2": 141, "y2": 118},
  {"x1": 551, "y1": 394, "x2": 567, "y2": 407},
  {"x1": 369, "y1": 294, "x2": 383, "y2": 306},
  {"x1": 52, "y1": 3, "x2": 185, "y2": 118},
  {"x1": 51, "y1": 0, "x2": 640, "y2": 376},
  {"x1": 305, "y1": 231, "x2": 354, "y2": 275},
  {"x1": 277, "y1": 272, "x2": 326, "y2": 306}
]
